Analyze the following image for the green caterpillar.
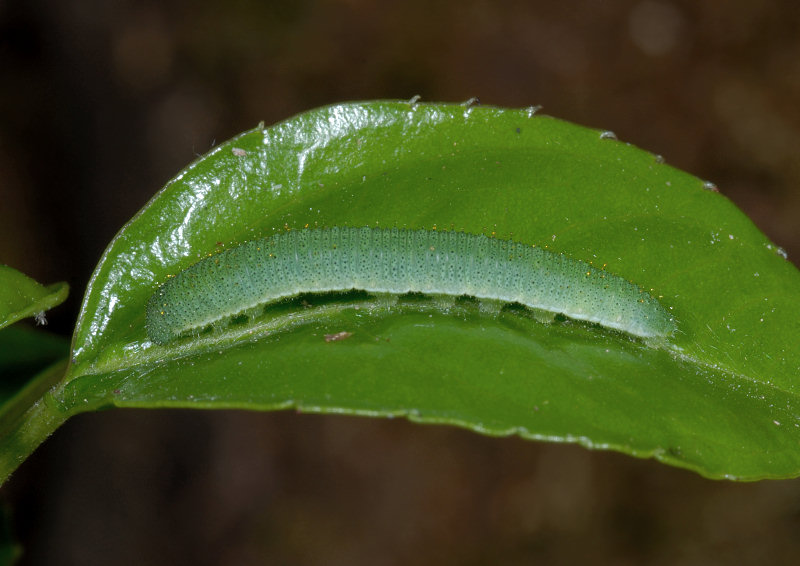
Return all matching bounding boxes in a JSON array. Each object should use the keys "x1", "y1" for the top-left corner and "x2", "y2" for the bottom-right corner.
[{"x1": 146, "y1": 227, "x2": 676, "y2": 344}]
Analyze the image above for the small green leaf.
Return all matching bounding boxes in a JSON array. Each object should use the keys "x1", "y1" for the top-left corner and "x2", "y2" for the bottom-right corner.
[
  {"x1": 2, "y1": 101, "x2": 799, "y2": 482},
  {"x1": 0, "y1": 265, "x2": 68, "y2": 330}
]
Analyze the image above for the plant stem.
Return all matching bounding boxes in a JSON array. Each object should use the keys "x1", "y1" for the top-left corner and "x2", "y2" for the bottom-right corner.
[{"x1": 0, "y1": 360, "x2": 71, "y2": 485}]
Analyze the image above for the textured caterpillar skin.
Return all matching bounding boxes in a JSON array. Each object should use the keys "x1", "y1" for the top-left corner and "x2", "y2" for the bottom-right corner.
[{"x1": 146, "y1": 227, "x2": 676, "y2": 344}]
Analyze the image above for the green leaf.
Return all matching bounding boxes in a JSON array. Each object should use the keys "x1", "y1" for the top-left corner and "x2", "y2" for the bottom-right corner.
[
  {"x1": 3, "y1": 101, "x2": 799, "y2": 482},
  {"x1": 0, "y1": 266, "x2": 68, "y2": 330}
]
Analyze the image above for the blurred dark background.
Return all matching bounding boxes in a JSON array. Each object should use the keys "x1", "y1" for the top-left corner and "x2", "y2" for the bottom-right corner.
[{"x1": 2, "y1": 1, "x2": 800, "y2": 564}]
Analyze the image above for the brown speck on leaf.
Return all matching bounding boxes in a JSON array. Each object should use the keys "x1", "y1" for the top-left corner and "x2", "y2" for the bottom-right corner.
[
  {"x1": 232, "y1": 147, "x2": 247, "y2": 156},
  {"x1": 324, "y1": 331, "x2": 353, "y2": 342}
]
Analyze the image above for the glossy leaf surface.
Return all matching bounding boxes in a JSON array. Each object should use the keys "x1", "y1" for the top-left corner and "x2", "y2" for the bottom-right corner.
[{"x1": 4, "y1": 101, "x2": 800, "y2": 481}]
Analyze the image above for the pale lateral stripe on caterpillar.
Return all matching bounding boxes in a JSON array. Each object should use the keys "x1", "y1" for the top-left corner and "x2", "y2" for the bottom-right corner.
[{"x1": 146, "y1": 227, "x2": 676, "y2": 344}]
